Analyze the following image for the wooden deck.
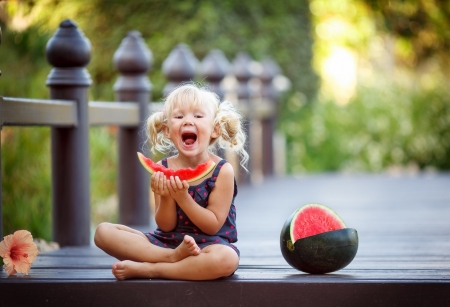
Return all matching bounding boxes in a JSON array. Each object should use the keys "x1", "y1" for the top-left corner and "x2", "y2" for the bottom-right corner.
[{"x1": 1, "y1": 173, "x2": 450, "y2": 306}]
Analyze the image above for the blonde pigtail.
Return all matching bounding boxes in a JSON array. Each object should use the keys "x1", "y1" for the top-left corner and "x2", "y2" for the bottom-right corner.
[
  {"x1": 214, "y1": 101, "x2": 249, "y2": 169},
  {"x1": 146, "y1": 110, "x2": 172, "y2": 154}
]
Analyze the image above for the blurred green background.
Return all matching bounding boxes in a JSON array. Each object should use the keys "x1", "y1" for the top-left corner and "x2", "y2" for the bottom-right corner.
[{"x1": 1, "y1": 0, "x2": 449, "y2": 241}]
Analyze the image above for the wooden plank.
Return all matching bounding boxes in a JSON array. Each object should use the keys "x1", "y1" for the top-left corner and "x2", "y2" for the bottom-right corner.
[
  {"x1": 87, "y1": 101, "x2": 164, "y2": 126},
  {"x1": 235, "y1": 98, "x2": 274, "y2": 119},
  {"x1": 30, "y1": 255, "x2": 450, "y2": 271},
  {"x1": 1, "y1": 281, "x2": 449, "y2": 307},
  {"x1": 0, "y1": 96, "x2": 77, "y2": 126},
  {"x1": 88, "y1": 101, "x2": 139, "y2": 126},
  {"x1": 1, "y1": 266, "x2": 450, "y2": 281}
]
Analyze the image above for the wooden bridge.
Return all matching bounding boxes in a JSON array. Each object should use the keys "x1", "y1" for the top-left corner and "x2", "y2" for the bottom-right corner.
[
  {"x1": 1, "y1": 20, "x2": 450, "y2": 306},
  {"x1": 1, "y1": 173, "x2": 450, "y2": 306}
]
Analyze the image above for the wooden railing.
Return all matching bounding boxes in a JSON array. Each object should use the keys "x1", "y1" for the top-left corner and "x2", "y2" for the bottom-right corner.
[{"x1": 0, "y1": 19, "x2": 283, "y2": 247}]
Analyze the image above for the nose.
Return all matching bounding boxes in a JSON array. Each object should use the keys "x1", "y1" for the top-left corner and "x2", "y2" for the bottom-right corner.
[{"x1": 183, "y1": 114, "x2": 194, "y2": 125}]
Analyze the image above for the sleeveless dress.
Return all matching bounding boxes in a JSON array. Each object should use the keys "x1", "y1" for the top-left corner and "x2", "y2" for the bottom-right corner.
[{"x1": 144, "y1": 158, "x2": 239, "y2": 256}]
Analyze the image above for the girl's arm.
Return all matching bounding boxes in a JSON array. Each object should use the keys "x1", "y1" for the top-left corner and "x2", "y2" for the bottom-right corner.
[
  {"x1": 152, "y1": 171, "x2": 177, "y2": 232},
  {"x1": 167, "y1": 163, "x2": 235, "y2": 235}
]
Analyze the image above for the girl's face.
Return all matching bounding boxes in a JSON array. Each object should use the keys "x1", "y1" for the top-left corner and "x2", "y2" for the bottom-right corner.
[{"x1": 164, "y1": 101, "x2": 219, "y2": 160}]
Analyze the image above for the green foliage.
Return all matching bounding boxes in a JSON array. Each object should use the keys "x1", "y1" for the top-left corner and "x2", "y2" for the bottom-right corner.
[
  {"x1": 0, "y1": 23, "x2": 50, "y2": 99},
  {"x1": 280, "y1": 78, "x2": 450, "y2": 172},
  {"x1": 1, "y1": 126, "x2": 119, "y2": 240},
  {"x1": 0, "y1": 0, "x2": 318, "y2": 102},
  {"x1": 1, "y1": 127, "x2": 52, "y2": 240},
  {"x1": 362, "y1": 0, "x2": 450, "y2": 68}
]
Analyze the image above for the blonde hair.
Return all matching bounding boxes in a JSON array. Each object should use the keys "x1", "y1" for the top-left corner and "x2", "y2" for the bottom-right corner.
[{"x1": 146, "y1": 84, "x2": 249, "y2": 168}]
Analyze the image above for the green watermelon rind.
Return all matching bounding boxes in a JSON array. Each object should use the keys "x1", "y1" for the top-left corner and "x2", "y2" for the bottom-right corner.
[
  {"x1": 281, "y1": 228, "x2": 359, "y2": 274},
  {"x1": 289, "y1": 203, "x2": 347, "y2": 243}
]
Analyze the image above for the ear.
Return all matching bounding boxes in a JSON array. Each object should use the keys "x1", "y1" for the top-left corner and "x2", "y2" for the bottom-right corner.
[
  {"x1": 211, "y1": 123, "x2": 220, "y2": 139},
  {"x1": 163, "y1": 125, "x2": 170, "y2": 139}
]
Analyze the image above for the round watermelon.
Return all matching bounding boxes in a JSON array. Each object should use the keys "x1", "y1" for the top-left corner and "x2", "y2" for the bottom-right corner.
[{"x1": 280, "y1": 203, "x2": 358, "y2": 274}]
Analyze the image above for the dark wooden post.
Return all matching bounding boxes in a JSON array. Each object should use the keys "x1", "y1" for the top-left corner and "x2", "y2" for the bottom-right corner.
[
  {"x1": 232, "y1": 52, "x2": 253, "y2": 184},
  {"x1": 46, "y1": 20, "x2": 92, "y2": 246},
  {"x1": 199, "y1": 49, "x2": 229, "y2": 100},
  {"x1": 199, "y1": 49, "x2": 229, "y2": 158},
  {"x1": 0, "y1": 126, "x2": 2, "y2": 246},
  {"x1": 162, "y1": 43, "x2": 197, "y2": 96},
  {"x1": 260, "y1": 58, "x2": 280, "y2": 176},
  {"x1": 113, "y1": 31, "x2": 152, "y2": 228},
  {"x1": 0, "y1": 25, "x2": 3, "y2": 247}
]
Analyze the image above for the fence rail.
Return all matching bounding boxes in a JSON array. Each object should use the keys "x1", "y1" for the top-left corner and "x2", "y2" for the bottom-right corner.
[
  {"x1": 0, "y1": 97, "x2": 77, "y2": 126},
  {"x1": 0, "y1": 19, "x2": 284, "y2": 249}
]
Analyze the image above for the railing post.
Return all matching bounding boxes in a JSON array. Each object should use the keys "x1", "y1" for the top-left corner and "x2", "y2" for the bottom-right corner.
[
  {"x1": 162, "y1": 44, "x2": 197, "y2": 96},
  {"x1": 260, "y1": 58, "x2": 280, "y2": 177},
  {"x1": 113, "y1": 31, "x2": 152, "y2": 228},
  {"x1": 46, "y1": 20, "x2": 92, "y2": 246},
  {"x1": 199, "y1": 49, "x2": 229, "y2": 100},
  {"x1": 0, "y1": 126, "x2": 2, "y2": 243},
  {"x1": 0, "y1": 25, "x2": 3, "y2": 249},
  {"x1": 199, "y1": 49, "x2": 229, "y2": 158},
  {"x1": 232, "y1": 52, "x2": 253, "y2": 184}
]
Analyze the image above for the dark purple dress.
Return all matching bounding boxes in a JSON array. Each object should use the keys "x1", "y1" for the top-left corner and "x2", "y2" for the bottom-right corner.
[{"x1": 145, "y1": 159, "x2": 239, "y2": 256}]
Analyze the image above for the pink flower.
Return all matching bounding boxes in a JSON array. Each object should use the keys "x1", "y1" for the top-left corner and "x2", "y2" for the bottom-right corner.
[{"x1": 0, "y1": 230, "x2": 38, "y2": 276}]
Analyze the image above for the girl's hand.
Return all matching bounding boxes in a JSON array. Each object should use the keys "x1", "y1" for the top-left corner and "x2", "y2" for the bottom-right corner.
[
  {"x1": 151, "y1": 171, "x2": 170, "y2": 197},
  {"x1": 167, "y1": 176, "x2": 189, "y2": 202}
]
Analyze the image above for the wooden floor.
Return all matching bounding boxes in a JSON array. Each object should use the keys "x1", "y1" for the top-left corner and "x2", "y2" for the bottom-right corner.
[{"x1": 1, "y1": 173, "x2": 450, "y2": 306}]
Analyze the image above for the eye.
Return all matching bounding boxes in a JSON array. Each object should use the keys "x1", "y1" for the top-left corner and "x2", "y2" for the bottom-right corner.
[{"x1": 195, "y1": 114, "x2": 204, "y2": 118}]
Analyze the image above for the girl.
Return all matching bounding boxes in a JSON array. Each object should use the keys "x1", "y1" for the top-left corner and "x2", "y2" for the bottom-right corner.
[{"x1": 94, "y1": 84, "x2": 248, "y2": 280}]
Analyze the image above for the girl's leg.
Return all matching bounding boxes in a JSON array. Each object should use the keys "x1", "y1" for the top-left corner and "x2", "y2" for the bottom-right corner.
[
  {"x1": 94, "y1": 222, "x2": 200, "y2": 263},
  {"x1": 112, "y1": 244, "x2": 239, "y2": 281}
]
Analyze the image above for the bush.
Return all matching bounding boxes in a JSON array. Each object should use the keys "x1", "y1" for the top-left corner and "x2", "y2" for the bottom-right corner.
[
  {"x1": 280, "y1": 78, "x2": 450, "y2": 172},
  {"x1": 1, "y1": 127, "x2": 52, "y2": 240},
  {"x1": 1, "y1": 126, "x2": 118, "y2": 241}
]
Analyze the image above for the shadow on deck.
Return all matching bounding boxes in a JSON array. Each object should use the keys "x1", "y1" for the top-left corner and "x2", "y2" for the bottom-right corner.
[{"x1": 1, "y1": 173, "x2": 450, "y2": 306}]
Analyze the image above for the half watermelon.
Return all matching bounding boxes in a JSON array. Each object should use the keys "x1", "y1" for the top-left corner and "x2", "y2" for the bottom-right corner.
[
  {"x1": 137, "y1": 152, "x2": 216, "y2": 183},
  {"x1": 280, "y1": 203, "x2": 358, "y2": 274},
  {"x1": 290, "y1": 204, "x2": 346, "y2": 241}
]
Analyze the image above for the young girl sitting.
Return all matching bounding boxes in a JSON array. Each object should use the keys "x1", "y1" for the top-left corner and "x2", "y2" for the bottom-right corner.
[{"x1": 94, "y1": 84, "x2": 248, "y2": 280}]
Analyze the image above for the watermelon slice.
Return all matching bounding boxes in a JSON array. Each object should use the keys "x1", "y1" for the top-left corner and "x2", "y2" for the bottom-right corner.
[
  {"x1": 137, "y1": 152, "x2": 216, "y2": 183},
  {"x1": 280, "y1": 203, "x2": 358, "y2": 274},
  {"x1": 290, "y1": 203, "x2": 346, "y2": 242}
]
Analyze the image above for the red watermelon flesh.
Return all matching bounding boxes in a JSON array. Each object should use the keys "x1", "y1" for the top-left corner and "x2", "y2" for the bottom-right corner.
[
  {"x1": 137, "y1": 152, "x2": 216, "y2": 183},
  {"x1": 290, "y1": 204, "x2": 346, "y2": 242}
]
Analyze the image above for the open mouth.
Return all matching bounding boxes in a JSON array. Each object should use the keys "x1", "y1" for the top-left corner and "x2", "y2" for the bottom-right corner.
[{"x1": 182, "y1": 132, "x2": 197, "y2": 146}]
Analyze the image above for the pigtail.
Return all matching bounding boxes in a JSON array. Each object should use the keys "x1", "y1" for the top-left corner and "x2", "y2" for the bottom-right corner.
[
  {"x1": 213, "y1": 100, "x2": 249, "y2": 169},
  {"x1": 146, "y1": 110, "x2": 172, "y2": 154}
]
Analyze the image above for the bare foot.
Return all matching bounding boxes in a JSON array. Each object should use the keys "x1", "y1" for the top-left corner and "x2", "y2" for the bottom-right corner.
[
  {"x1": 112, "y1": 260, "x2": 155, "y2": 280},
  {"x1": 172, "y1": 235, "x2": 201, "y2": 262}
]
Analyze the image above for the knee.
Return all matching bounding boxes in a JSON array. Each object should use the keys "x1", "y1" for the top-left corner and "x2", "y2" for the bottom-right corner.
[
  {"x1": 214, "y1": 247, "x2": 239, "y2": 277},
  {"x1": 94, "y1": 222, "x2": 113, "y2": 248}
]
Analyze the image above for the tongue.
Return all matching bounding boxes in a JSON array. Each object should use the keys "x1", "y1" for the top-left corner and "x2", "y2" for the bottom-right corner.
[{"x1": 184, "y1": 138, "x2": 195, "y2": 145}]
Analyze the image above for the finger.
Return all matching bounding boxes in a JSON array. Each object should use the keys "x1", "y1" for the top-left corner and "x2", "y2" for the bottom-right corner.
[
  {"x1": 158, "y1": 172, "x2": 166, "y2": 190},
  {"x1": 174, "y1": 176, "x2": 184, "y2": 189},
  {"x1": 182, "y1": 180, "x2": 189, "y2": 190},
  {"x1": 167, "y1": 177, "x2": 177, "y2": 193},
  {"x1": 169, "y1": 176, "x2": 178, "y2": 190},
  {"x1": 162, "y1": 177, "x2": 170, "y2": 193},
  {"x1": 150, "y1": 173, "x2": 158, "y2": 191}
]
